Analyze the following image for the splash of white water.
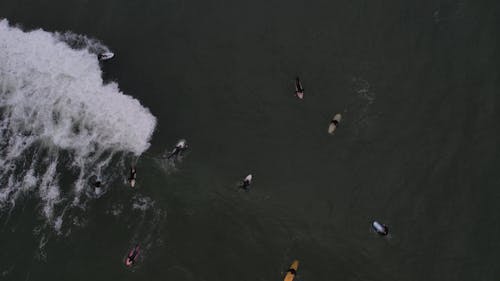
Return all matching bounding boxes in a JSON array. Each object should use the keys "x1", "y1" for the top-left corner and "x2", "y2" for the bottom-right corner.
[{"x1": 0, "y1": 19, "x2": 157, "y2": 230}]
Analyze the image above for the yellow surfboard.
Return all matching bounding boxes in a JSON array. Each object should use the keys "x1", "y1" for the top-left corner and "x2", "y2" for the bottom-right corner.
[{"x1": 284, "y1": 260, "x2": 299, "y2": 281}]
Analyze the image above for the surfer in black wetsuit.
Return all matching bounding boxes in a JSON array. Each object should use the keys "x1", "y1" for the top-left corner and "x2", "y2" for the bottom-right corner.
[
  {"x1": 125, "y1": 244, "x2": 140, "y2": 267},
  {"x1": 380, "y1": 225, "x2": 389, "y2": 236},
  {"x1": 166, "y1": 140, "x2": 188, "y2": 159},
  {"x1": 242, "y1": 179, "x2": 251, "y2": 189},
  {"x1": 295, "y1": 77, "x2": 304, "y2": 99},
  {"x1": 129, "y1": 167, "x2": 136, "y2": 182},
  {"x1": 241, "y1": 174, "x2": 252, "y2": 190},
  {"x1": 372, "y1": 221, "x2": 389, "y2": 236},
  {"x1": 295, "y1": 77, "x2": 304, "y2": 92}
]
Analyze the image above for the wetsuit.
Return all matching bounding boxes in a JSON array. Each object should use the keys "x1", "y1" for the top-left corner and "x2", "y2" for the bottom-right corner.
[
  {"x1": 129, "y1": 169, "x2": 136, "y2": 181},
  {"x1": 381, "y1": 225, "x2": 389, "y2": 235},
  {"x1": 127, "y1": 247, "x2": 139, "y2": 264},
  {"x1": 128, "y1": 251, "x2": 138, "y2": 261},
  {"x1": 167, "y1": 148, "x2": 179, "y2": 159},
  {"x1": 295, "y1": 77, "x2": 304, "y2": 92}
]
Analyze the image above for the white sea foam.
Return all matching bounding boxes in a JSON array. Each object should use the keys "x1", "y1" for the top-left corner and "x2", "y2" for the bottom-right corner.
[
  {"x1": 132, "y1": 195, "x2": 154, "y2": 211},
  {"x1": 348, "y1": 77, "x2": 376, "y2": 137},
  {"x1": 0, "y1": 19, "x2": 157, "y2": 230}
]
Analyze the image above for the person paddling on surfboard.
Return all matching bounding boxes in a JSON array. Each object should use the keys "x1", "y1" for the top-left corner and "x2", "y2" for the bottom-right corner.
[
  {"x1": 284, "y1": 260, "x2": 299, "y2": 281},
  {"x1": 125, "y1": 244, "x2": 140, "y2": 267},
  {"x1": 128, "y1": 167, "x2": 137, "y2": 188},
  {"x1": 166, "y1": 139, "x2": 188, "y2": 159},
  {"x1": 372, "y1": 220, "x2": 389, "y2": 236},
  {"x1": 328, "y1": 113, "x2": 342, "y2": 134},
  {"x1": 240, "y1": 174, "x2": 252, "y2": 190},
  {"x1": 295, "y1": 77, "x2": 304, "y2": 99}
]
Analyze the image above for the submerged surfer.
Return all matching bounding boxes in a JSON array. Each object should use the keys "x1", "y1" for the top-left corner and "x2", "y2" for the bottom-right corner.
[
  {"x1": 372, "y1": 221, "x2": 389, "y2": 236},
  {"x1": 240, "y1": 174, "x2": 252, "y2": 190},
  {"x1": 125, "y1": 244, "x2": 140, "y2": 267},
  {"x1": 294, "y1": 77, "x2": 304, "y2": 99},
  {"x1": 166, "y1": 139, "x2": 188, "y2": 159},
  {"x1": 128, "y1": 167, "x2": 137, "y2": 188}
]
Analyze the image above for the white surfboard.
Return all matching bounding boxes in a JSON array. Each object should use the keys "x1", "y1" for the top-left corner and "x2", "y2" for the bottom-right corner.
[
  {"x1": 98, "y1": 52, "x2": 114, "y2": 61},
  {"x1": 176, "y1": 139, "x2": 186, "y2": 148},
  {"x1": 244, "y1": 174, "x2": 252, "y2": 183},
  {"x1": 328, "y1": 113, "x2": 342, "y2": 134}
]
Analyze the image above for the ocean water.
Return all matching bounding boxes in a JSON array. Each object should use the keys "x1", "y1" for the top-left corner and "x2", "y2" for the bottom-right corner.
[{"x1": 0, "y1": 0, "x2": 499, "y2": 280}]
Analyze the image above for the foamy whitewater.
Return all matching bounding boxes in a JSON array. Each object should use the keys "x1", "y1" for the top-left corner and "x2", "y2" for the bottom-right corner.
[{"x1": 0, "y1": 20, "x2": 156, "y2": 231}]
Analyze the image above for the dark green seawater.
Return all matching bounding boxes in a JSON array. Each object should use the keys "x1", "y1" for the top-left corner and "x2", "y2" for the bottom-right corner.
[{"x1": 1, "y1": 0, "x2": 500, "y2": 280}]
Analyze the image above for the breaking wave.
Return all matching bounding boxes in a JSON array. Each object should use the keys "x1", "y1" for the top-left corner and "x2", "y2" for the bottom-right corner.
[{"x1": 0, "y1": 19, "x2": 156, "y2": 231}]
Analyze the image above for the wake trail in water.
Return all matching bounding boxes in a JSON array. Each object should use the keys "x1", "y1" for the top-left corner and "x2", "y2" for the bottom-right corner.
[{"x1": 0, "y1": 19, "x2": 157, "y2": 232}]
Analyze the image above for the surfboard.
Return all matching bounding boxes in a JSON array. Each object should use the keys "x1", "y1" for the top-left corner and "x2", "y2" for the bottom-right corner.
[
  {"x1": 295, "y1": 78, "x2": 304, "y2": 99},
  {"x1": 125, "y1": 245, "x2": 140, "y2": 267},
  {"x1": 130, "y1": 179, "x2": 136, "y2": 188},
  {"x1": 284, "y1": 260, "x2": 299, "y2": 281},
  {"x1": 177, "y1": 139, "x2": 186, "y2": 148},
  {"x1": 328, "y1": 113, "x2": 342, "y2": 134},
  {"x1": 244, "y1": 174, "x2": 252, "y2": 183},
  {"x1": 98, "y1": 52, "x2": 114, "y2": 61},
  {"x1": 372, "y1": 221, "x2": 388, "y2": 235}
]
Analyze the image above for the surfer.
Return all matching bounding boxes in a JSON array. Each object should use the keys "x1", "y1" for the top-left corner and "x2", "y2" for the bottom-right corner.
[
  {"x1": 166, "y1": 139, "x2": 188, "y2": 159},
  {"x1": 294, "y1": 77, "x2": 304, "y2": 99},
  {"x1": 98, "y1": 52, "x2": 114, "y2": 61},
  {"x1": 128, "y1": 167, "x2": 137, "y2": 188},
  {"x1": 331, "y1": 118, "x2": 339, "y2": 127},
  {"x1": 125, "y1": 244, "x2": 140, "y2": 267},
  {"x1": 93, "y1": 180, "x2": 103, "y2": 195},
  {"x1": 328, "y1": 113, "x2": 342, "y2": 134},
  {"x1": 284, "y1": 260, "x2": 299, "y2": 281},
  {"x1": 241, "y1": 174, "x2": 252, "y2": 190},
  {"x1": 372, "y1": 221, "x2": 389, "y2": 236}
]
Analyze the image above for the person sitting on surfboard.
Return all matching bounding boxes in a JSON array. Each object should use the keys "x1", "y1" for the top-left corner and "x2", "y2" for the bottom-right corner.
[
  {"x1": 125, "y1": 244, "x2": 140, "y2": 267},
  {"x1": 241, "y1": 174, "x2": 252, "y2": 190},
  {"x1": 295, "y1": 77, "x2": 304, "y2": 99},
  {"x1": 128, "y1": 167, "x2": 136, "y2": 187},
  {"x1": 166, "y1": 139, "x2": 188, "y2": 159}
]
